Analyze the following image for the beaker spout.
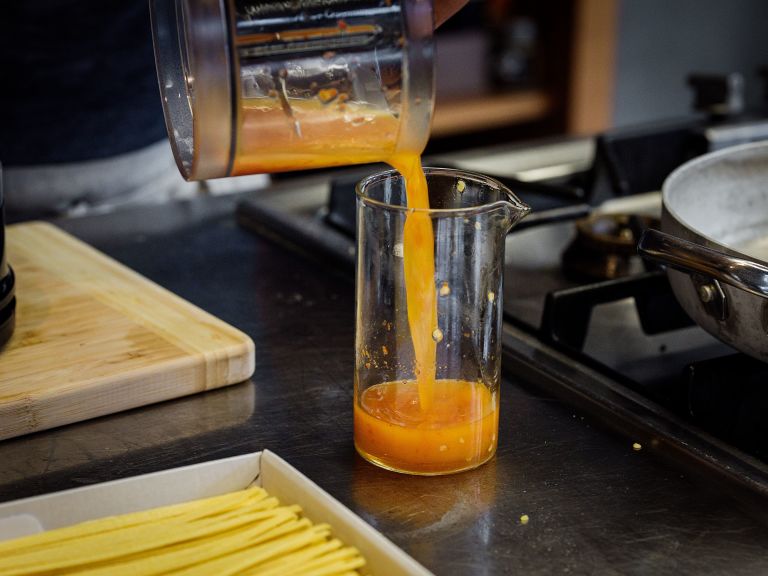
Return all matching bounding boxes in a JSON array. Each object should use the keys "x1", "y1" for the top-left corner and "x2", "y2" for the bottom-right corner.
[{"x1": 503, "y1": 194, "x2": 532, "y2": 231}]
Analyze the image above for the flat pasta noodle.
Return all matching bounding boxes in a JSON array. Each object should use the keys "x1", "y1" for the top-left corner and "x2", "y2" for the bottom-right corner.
[
  {"x1": 280, "y1": 546, "x2": 367, "y2": 576},
  {"x1": 0, "y1": 487, "x2": 272, "y2": 557},
  {"x1": 168, "y1": 523, "x2": 331, "y2": 576},
  {"x1": 74, "y1": 508, "x2": 303, "y2": 576},
  {"x1": 0, "y1": 487, "x2": 366, "y2": 576},
  {"x1": 254, "y1": 540, "x2": 345, "y2": 576},
  {"x1": 2, "y1": 506, "x2": 293, "y2": 572}
]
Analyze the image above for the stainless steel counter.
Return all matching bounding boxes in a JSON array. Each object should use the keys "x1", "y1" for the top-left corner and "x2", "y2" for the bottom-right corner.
[{"x1": 1, "y1": 163, "x2": 768, "y2": 574}]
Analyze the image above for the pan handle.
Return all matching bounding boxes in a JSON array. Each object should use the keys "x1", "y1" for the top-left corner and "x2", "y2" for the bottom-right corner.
[{"x1": 638, "y1": 229, "x2": 768, "y2": 298}]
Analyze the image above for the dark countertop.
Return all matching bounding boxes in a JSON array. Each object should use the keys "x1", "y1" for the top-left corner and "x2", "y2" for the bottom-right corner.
[{"x1": 1, "y1": 191, "x2": 767, "y2": 575}]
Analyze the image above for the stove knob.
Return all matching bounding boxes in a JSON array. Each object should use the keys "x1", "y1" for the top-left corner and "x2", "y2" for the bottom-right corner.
[{"x1": 687, "y1": 73, "x2": 745, "y2": 119}]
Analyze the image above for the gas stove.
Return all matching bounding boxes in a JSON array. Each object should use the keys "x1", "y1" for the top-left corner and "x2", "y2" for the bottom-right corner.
[{"x1": 236, "y1": 115, "x2": 768, "y2": 512}]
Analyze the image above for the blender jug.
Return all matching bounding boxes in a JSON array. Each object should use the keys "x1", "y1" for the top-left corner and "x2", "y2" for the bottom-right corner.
[{"x1": 150, "y1": 0, "x2": 435, "y2": 180}]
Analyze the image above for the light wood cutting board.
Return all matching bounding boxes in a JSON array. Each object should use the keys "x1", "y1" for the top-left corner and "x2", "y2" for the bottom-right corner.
[{"x1": 0, "y1": 222, "x2": 255, "y2": 441}]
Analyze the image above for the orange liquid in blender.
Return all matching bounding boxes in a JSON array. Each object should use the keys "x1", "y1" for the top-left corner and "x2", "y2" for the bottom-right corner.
[
  {"x1": 236, "y1": 98, "x2": 498, "y2": 473},
  {"x1": 233, "y1": 99, "x2": 400, "y2": 174}
]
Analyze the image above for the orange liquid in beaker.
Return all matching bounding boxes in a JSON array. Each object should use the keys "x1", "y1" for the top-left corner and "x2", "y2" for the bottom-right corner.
[
  {"x1": 354, "y1": 379, "x2": 498, "y2": 475},
  {"x1": 235, "y1": 98, "x2": 498, "y2": 473}
]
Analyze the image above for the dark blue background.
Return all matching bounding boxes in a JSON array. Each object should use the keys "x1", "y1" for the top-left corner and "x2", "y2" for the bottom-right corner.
[{"x1": 0, "y1": 1, "x2": 167, "y2": 166}]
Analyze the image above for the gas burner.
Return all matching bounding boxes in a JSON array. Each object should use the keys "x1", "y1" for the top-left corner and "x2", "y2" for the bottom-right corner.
[{"x1": 561, "y1": 212, "x2": 659, "y2": 280}]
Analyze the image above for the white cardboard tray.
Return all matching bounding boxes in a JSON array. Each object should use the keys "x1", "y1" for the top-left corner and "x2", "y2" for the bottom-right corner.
[{"x1": 0, "y1": 450, "x2": 432, "y2": 576}]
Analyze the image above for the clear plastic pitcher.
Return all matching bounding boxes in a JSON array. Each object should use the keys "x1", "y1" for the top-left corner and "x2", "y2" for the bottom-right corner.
[
  {"x1": 354, "y1": 168, "x2": 530, "y2": 475},
  {"x1": 150, "y1": 0, "x2": 434, "y2": 180}
]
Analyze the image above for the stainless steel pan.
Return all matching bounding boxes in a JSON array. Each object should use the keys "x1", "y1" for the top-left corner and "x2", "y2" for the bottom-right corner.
[{"x1": 638, "y1": 140, "x2": 768, "y2": 362}]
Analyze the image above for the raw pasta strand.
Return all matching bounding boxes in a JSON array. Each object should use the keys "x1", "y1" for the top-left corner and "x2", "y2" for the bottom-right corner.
[
  {"x1": 254, "y1": 539, "x2": 344, "y2": 576},
  {"x1": 279, "y1": 546, "x2": 367, "y2": 576},
  {"x1": 74, "y1": 507, "x2": 303, "y2": 576},
  {"x1": 169, "y1": 522, "x2": 330, "y2": 576},
  {"x1": 1, "y1": 506, "x2": 292, "y2": 574},
  {"x1": 0, "y1": 488, "x2": 270, "y2": 557},
  {"x1": 0, "y1": 487, "x2": 366, "y2": 576}
]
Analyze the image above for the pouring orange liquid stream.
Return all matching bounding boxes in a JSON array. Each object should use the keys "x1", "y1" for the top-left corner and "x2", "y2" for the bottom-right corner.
[{"x1": 238, "y1": 99, "x2": 498, "y2": 474}]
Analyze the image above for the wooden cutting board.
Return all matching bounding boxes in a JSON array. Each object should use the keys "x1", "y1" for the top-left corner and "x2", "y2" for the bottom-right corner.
[{"x1": 0, "y1": 222, "x2": 255, "y2": 441}]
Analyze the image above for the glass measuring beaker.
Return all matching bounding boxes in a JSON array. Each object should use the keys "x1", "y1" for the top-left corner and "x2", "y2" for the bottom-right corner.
[
  {"x1": 150, "y1": 0, "x2": 434, "y2": 181},
  {"x1": 354, "y1": 168, "x2": 530, "y2": 475}
]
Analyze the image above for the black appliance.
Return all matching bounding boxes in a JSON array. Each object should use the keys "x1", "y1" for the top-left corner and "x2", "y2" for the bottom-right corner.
[{"x1": 0, "y1": 165, "x2": 14, "y2": 349}]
